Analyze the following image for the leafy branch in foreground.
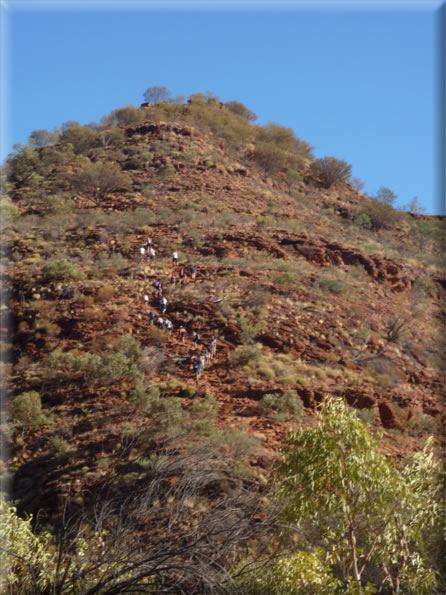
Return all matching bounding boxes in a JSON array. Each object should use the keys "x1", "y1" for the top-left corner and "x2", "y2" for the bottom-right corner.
[{"x1": 270, "y1": 398, "x2": 444, "y2": 594}]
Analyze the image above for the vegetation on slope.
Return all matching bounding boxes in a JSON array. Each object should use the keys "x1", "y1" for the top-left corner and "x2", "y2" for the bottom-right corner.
[{"x1": 1, "y1": 88, "x2": 444, "y2": 592}]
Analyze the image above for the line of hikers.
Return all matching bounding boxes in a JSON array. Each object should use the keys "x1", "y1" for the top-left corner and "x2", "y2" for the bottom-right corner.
[
  {"x1": 138, "y1": 236, "x2": 216, "y2": 383},
  {"x1": 138, "y1": 238, "x2": 197, "y2": 281}
]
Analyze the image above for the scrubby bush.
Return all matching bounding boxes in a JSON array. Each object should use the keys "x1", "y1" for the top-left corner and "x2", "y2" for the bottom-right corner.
[
  {"x1": 258, "y1": 390, "x2": 304, "y2": 419},
  {"x1": 112, "y1": 105, "x2": 145, "y2": 126},
  {"x1": 157, "y1": 163, "x2": 176, "y2": 180},
  {"x1": 253, "y1": 142, "x2": 292, "y2": 174},
  {"x1": 48, "y1": 436, "x2": 73, "y2": 456},
  {"x1": 314, "y1": 275, "x2": 348, "y2": 295},
  {"x1": 231, "y1": 345, "x2": 263, "y2": 366},
  {"x1": 10, "y1": 391, "x2": 47, "y2": 425},
  {"x1": 224, "y1": 100, "x2": 257, "y2": 121},
  {"x1": 130, "y1": 383, "x2": 161, "y2": 410},
  {"x1": 311, "y1": 157, "x2": 352, "y2": 188},
  {"x1": 72, "y1": 160, "x2": 132, "y2": 204},
  {"x1": 60, "y1": 126, "x2": 99, "y2": 154},
  {"x1": 0, "y1": 197, "x2": 20, "y2": 221},
  {"x1": 41, "y1": 259, "x2": 81, "y2": 281},
  {"x1": 361, "y1": 199, "x2": 404, "y2": 231},
  {"x1": 353, "y1": 212, "x2": 372, "y2": 230}
]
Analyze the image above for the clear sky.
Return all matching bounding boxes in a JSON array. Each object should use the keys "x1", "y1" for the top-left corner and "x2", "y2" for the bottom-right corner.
[{"x1": 1, "y1": 0, "x2": 443, "y2": 214}]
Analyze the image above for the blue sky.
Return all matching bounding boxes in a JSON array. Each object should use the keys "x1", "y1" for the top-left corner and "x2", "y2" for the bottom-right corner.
[{"x1": 1, "y1": 1, "x2": 443, "y2": 214}]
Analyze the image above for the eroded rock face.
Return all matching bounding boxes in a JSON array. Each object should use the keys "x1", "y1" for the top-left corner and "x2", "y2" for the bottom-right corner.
[{"x1": 275, "y1": 232, "x2": 412, "y2": 291}]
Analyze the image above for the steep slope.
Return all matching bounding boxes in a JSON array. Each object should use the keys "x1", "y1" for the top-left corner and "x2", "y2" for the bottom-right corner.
[{"x1": 1, "y1": 98, "x2": 444, "y2": 526}]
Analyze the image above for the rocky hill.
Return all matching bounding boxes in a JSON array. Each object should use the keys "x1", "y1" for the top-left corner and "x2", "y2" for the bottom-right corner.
[{"x1": 1, "y1": 95, "x2": 444, "y2": 592}]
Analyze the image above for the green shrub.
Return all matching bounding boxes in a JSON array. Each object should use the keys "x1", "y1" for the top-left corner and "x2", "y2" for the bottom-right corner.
[
  {"x1": 60, "y1": 126, "x2": 99, "y2": 154},
  {"x1": 311, "y1": 157, "x2": 352, "y2": 188},
  {"x1": 190, "y1": 393, "x2": 218, "y2": 419},
  {"x1": 10, "y1": 391, "x2": 47, "y2": 425},
  {"x1": 72, "y1": 160, "x2": 132, "y2": 204},
  {"x1": 41, "y1": 259, "x2": 81, "y2": 281},
  {"x1": 48, "y1": 436, "x2": 73, "y2": 456},
  {"x1": 130, "y1": 384, "x2": 160, "y2": 410},
  {"x1": 157, "y1": 163, "x2": 176, "y2": 180},
  {"x1": 150, "y1": 397, "x2": 190, "y2": 434},
  {"x1": 259, "y1": 391, "x2": 304, "y2": 419},
  {"x1": 253, "y1": 142, "x2": 293, "y2": 174},
  {"x1": 354, "y1": 213, "x2": 372, "y2": 230},
  {"x1": 0, "y1": 197, "x2": 20, "y2": 221},
  {"x1": 315, "y1": 276, "x2": 348, "y2": 295},
  {"x1": 239, "y1": 319, "x2": 266, "y2": 345},
  {"x1": 361, "y1": 199, "x2": 404, "y2": 231},
  {"x1": 232, "y1": 345, "x2": 263, "y2": 366}
]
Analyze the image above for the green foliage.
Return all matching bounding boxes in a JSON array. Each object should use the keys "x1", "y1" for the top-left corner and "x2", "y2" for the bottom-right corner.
[
  {"x1": 97, "y1": 336, "x2": 143, "y2": 382},
  {"x1": 239, "y1": 318, "x2": 266, "y2": 344},
  {"x1": 314, "y1": 275, "x2": 348, "y2": 295},
  {"x1": 41, "y1": 259, "x2": 81, "y2": 281},
  {"x1": 353, "y1": 212, "x2": 372, "y2": 230},
  {"x1": 10, "y1": 391, "x2": 47, "y2": 425},
  {"x1": 257, "y1": 122, "x2": 296, "y2": 151},
  {"x1": 361, "y1": 199, "x2": 404, "y2": 231},
  {"x1": 0, "y1": 197, "x2": 20, "y2": 222},
  {"x1": 157, "y1": 163, "x2": 176, "y2": 180},
  {"x1": 6, "y1": 146, "x2": 39, "y2": 184},
  {"x1": 71, "y1": 160, "x2": 132, "y2": 203},
  {"x1": 0, "y1": 500, "x2": 57, "y2": 592},
  {"x1": 236, "y1": 549, "x2": 341, "y2": 594},
  {"x1": 253, "y1": 142, "x2": 294, "y2": 174},
  {"x1": 190, "y1": 393, "x2": 218, "y2": 419},
  {"x1": 287, "y1": 169, "x2": 304, "y2": 186},
  {"x1": 258, "y1": 390, "x2": 304, "y2": 419},
  {"x1": 98, "y1": 127, "x2": 125, "y2": 147},
  {"x1": 48, "y1": 436, "x2": 73, "y2": 456},
  {"x1": 112, "y1": 105, "x2": 145, "y2": 126},
  {"x1": 225, "y1": 100, "x2": 257, "y2": 121},
  {"x1": 29, "y1": 128, "x2": 58, "y2": 148},
  {"x1": 311, "y1": 156, "x2": 352, "y2": 188},
  {"x1": 60, "y1": 126, "x2": 99, "y2": 154},
  {"x1": 376, "y1": 185, "x2": 397, "y2": 206},
  {"x1": 231, "y1": 345, "x2": 263, "y2": 366},
  {"x1": 129, "y1": 383, "x2": 161, "y2": 410},
  {"x1": 272, "y1": 398, "x2": 443, "y2": 592}
]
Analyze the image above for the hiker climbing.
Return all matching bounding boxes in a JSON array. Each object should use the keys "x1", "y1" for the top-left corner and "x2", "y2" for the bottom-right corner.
[
  {"x1": 189, "y1": 265, "x2": 196, "y2": 280},
  {"x1": 143, "y1": 294, "x2": 149, "y2": 304},
  {"x1": 157, "y1": 316, "x2": 164, "y2": 329},
  {"x1": 179, "y1": 266, "x2": 185, "y2": 284},
  {"x1": 146, "y1": 237, "x2": 152, "y2": 247},
  {"x1": 139, "y1": 247, "x2": 146, "y2": 261},
  {"x1": 193, "y1": 332, "x2": 200, "y2": 345},
  {"x1": 148, "y1": 311, "x2": 155, "y2": 325},
  {"x1": 153, "y1": 280, "x2": 162, "y2": 296},
  {"x1": 164, "y1": 318, "x2": 173, "y2": 334},
  {"x1": 193, "y1": 360, "x2": 201, "y2": 381},
  {"x1": 149, "y1": 247, "x2": 156, "y2": 260},
  {"x1": 160, "y1": 296, "x2": 168, "y2": 313},
  {"x1": 179, "y1": 326, "x2": 187, "y2": 343},
  {"x1": 172, "y1": 251, "x2": 179, "y2": 265},
  {"x1": 169, "y1": 273, "x2": 176, "y2": 288}
]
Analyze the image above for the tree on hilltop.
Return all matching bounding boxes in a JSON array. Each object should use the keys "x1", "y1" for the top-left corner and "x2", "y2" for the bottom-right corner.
[{"x1": 143, "y1": 85, "x2": 171, "y2": 104}]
